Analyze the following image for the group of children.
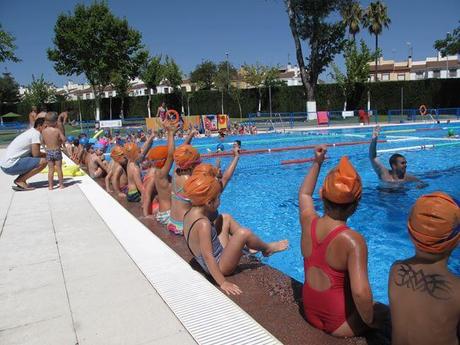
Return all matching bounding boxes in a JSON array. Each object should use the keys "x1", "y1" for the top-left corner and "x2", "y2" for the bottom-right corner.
[{"x1": 64, "y1": 118, "x2": 459, "y2": 344}]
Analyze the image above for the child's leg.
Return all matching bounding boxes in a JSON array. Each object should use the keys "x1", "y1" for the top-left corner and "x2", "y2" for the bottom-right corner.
[
  {"x1": 55, "y1": 160, "x2": 64, "y2": 188},
  {"x1": 218, "y1": 214, "x2": 288, "y2": 275},
  {"x1": 47, "y1": 161, "x2": 55, "y2": 190}
]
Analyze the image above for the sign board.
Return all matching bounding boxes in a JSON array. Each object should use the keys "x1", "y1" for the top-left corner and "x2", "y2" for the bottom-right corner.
[
  {"x1": 342, "y1": 111, "x2": 354, "y2": 119},
  {"x1": 307, "y1": 101, "x2": 317, "y2": 120},
  {"x1": 99, "y1": 120, "x2": 122, "y2": 128}
]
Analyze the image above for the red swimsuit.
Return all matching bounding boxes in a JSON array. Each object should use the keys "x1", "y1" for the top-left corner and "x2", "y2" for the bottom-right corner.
[{"x1": 303, "y1": 218, "x2": 349, "y2": 333}]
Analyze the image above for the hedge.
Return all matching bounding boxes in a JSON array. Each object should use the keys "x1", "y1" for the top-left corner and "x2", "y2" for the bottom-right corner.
[{"x1": 8, "y1": 78, "x2": 460, "y2": 120}]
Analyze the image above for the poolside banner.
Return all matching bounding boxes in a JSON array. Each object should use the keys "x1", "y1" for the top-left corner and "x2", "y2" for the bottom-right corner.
[
  {"x1": 202, "y1": 114, "x2": 218, "y2": 131},
  {"x1": 145, "y1": 118, "x2": 162, "y2": 131},
  {"x1": 146, "y1": 116, "x2": 202, "y2": 132},
  {"x1": 217, "y1": 114, "x2": 228, "y2": 130},
  {"x1": 99, "y1": 119, "x2": 122, "y2": 128},
  {"x1": 183, "y1": 115, "x2": 202, "y2": 132}
]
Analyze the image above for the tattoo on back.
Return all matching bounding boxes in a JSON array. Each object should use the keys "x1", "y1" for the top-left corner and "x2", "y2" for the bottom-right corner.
[{"x1": 394, "y1": 263, "x2": 452, "y2": 300}]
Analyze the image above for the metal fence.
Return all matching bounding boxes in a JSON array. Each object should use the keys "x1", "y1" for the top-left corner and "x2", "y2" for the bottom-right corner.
[{"x1": 387, "y1": 108, "x2": 460, "y2": 123}]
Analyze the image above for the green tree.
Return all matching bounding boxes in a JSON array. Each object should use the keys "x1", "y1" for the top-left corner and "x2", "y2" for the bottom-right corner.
[
  {"x1": 47, "y1": 2, "x2": 147, "y2": 121},
  {"x1": 0, "y1": 24, "x2": 21, "y2": 63},
  {"x1": 213, "y1": 61, "x2": 238, "y2": 91},
  {"x1": 363, "y1": 1, "x2": 391, "y2": 82},
  {"x1": 23, "y1": 74, "x2": 56, "y2": 109},
  {"x1": 285, "y1": 0, "x2": 348, "y2": 111},
  {"x1": 140, "y1": 55, "x2": 163, "y2": 117},
  {"x1": 241, "y1": 63, "x2": 280, "y2": 112},
  {"x1": 190, "y1": 60, "x2": 217, "y2": 90},
  {"x1": 229, "y1": 84, "x2": 243, "y2": 120},
  {"x1": 163, "y1": 56, "x2": 183, "y2": 90},
  {"x1": 110, "y1": 71, "x2": 131, "y2": 118},
  {"x1": 0, "y1": 72, "x2": 19, "y2": 115},
  {"x1": 434, "y1": 21, "x2": 460, "y2": 57},
  {"x1": 213, "y1": 61, "x2": 237, "y2": 114},
  {"x1": 0, "y1": 72, "x2": 19, "y2": 103},
  {"x1": 341, "y1": 1, "x2": 363, "y2": 41},
  {"x1": 330, "y1": 39, "x2": 374, "y2": 110}
]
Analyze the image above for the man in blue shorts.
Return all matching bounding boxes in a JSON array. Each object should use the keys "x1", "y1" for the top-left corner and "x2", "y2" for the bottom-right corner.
[{"x1": 0, "y1": 118, "x2": 47, "y2": 190}]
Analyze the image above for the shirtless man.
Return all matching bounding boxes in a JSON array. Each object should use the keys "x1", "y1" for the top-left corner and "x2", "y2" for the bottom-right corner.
[
  {"x1": 42, "y1": 112, "x2": 66, "y2": 190},
  {"x1": 28, "y1": 106, "x2": 37, "y2": 128},
  {"x1": 389, "y1": 192, "x2": 460, "y2": 345},
  {"x1": 57, "y1": 109, "x2": 69, "y2": 136},
  {"x1": 369, "y1": 126, "x2": 420, "y2": 183},
  {"x1": 87, "y1": 143, "x2": 109, "y2": 178}
]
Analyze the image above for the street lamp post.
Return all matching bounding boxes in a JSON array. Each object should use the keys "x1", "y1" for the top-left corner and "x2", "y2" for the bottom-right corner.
[
  {"x1": 446, "y1": 32, "x2": 450, "y2": 78},
  {"x1": 225, "y1": 52, "x2": 229, "y2": 91}
]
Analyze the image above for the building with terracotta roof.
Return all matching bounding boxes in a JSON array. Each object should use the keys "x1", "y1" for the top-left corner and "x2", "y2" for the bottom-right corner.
[{"x1": 369, "y1": 53, "x2": 459, "y2": 82}]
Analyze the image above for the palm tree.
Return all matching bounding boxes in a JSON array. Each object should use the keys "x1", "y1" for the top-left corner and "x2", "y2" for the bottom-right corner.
[
  {"x1": 363, "y1": 1, "x2": 391, "y2": 81},
  {"x1": 341, "y1": 1, "x2": 363, "y2": 41}
]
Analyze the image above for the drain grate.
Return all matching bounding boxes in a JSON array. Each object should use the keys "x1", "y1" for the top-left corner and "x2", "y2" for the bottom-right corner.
[{"x1": 70, "y1": 154, "x2": 281, "y2": 345}]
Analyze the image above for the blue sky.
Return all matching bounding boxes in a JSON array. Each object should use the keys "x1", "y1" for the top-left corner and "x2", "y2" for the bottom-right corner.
[{"x1": 0, "y1": 0, "x2": 459, "y2": 87}]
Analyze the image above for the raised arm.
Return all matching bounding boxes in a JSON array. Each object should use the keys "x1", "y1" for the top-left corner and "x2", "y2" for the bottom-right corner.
[
  {"x1": 220, "y1": 146, "x2": 240, "y2": 190},
  {"x1": 298, "y1": 145, "x2": 327, "y2": 222},
  {"x1": 183, "y1": 128, "x2": 197, "y2": 145},
  {"x1": 159, "y1": 122, "x2": 179, "y2": 177},
  {"x1": 369, "y1": 126, "x2": 388, "y2": 179},
  {"x1": 139, "y1": 132, "x2": 155, "y2": 161}
]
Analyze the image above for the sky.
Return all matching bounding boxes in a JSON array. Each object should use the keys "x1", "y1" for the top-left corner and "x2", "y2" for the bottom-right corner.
[{"x1": 0, "y1": 0, "x2": 459, "y2": 87}]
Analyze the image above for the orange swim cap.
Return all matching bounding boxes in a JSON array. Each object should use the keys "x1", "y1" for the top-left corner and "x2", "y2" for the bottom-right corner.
[
  {"x1": 123, "y1": 142, "x2": 140, "y2": 161},
  {"x1": 192, "y1": 163, "x2": 219, "y2": 177},
  {"x1": 184, "y1": 174, "x2": 221, "y2": 206},
  {"x1": 174, "y1": 144, "x2": 201, "y2": 170},
  {"x1": 322, "y1": 156, "x2": 362, "y2": 204},
  {"x1": 147, "y1": 146, "x2": 168, "y2": 168},
  {"x1": 110, "y1": 145, "x2": 125, "y2": 163},
  {"x1": 408, "y1": 192, "x2": 460, "y2": 254}
]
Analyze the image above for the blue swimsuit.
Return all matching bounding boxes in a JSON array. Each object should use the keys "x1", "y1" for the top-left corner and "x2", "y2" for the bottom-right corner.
[{"x1": 186, "y1": 217, "x2": 224, "y2": 274}]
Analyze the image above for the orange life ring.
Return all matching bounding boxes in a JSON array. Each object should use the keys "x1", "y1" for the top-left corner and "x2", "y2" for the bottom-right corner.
[
  {"x1": 165, "y1": 109, "x2": 179, "y2": 124},
  {"x1": 218, "y1": 115, "x2": 226, "y2": 125},
  {"x1": 419, "y1": 105, "x2": 427, "y2": 116}
]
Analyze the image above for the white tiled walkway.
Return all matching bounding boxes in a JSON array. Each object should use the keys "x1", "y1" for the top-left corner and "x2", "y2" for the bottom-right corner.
[{"x1": 0, "y1": 164, "x2": 196, "y2": 345}]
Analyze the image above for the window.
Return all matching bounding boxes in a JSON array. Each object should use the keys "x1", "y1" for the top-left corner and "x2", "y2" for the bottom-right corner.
[
  {"x1": 433, "y1": 70, "x2": 440, "y2": 78},
  {"x1": 415, "y1": 72, "x2": 424, "y2": 80},
  {"x1": 449, "y1": 69, "x2": 457, "y2": 78},
  {"x1": 164, "y1": 88, "x2": 169, "y2": 94},
  {"x1": 397, "y1": 74, "x2": 405, "y2": 81},
  {"x1": 382, "y1": 73, "x2": 390, "y2": 81}
]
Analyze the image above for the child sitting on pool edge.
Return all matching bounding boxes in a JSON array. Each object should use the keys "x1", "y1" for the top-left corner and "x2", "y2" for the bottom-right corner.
[
  {"x1": 388, "y1": 192, "x2": 460, "y2": 345},
  {"x1": 298, "y1": 145, "x2": 387, "y2": 337},
  {"x1": 123, "y1": 142, "x2": 144, "y2": 202},
  {"x1": 183, "y1": 172, "x2": 288, "y2": 295}
]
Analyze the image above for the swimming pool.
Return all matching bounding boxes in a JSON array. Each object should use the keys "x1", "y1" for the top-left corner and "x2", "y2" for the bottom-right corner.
[{"x1": 199, "y1": 123, "x2": 460, "y2": 304}]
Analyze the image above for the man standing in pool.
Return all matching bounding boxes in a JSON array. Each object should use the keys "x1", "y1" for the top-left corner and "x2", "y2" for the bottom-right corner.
[{"x1": 369, "y1": 126, "x2": 421, "y2": 183}]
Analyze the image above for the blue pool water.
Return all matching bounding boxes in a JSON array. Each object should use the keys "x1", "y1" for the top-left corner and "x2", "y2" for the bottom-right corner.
[{"x1": 196, "y1": 123, "x2": 460, "y2": 304}]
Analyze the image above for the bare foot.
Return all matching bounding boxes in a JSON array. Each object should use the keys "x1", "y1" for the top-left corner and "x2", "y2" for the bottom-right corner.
[
  {"x1": 14, "y1": 180, "x2": 35, "y2": 190},
  {"x1": 262, "y1": 240, "x2": 289, "y2": 257},
  {"x1": 59, "y1": 185, "x2": 65, "y2": 189},
  {"x1": 49, "y1": 186, "x2": 54, "y2": 190}
]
